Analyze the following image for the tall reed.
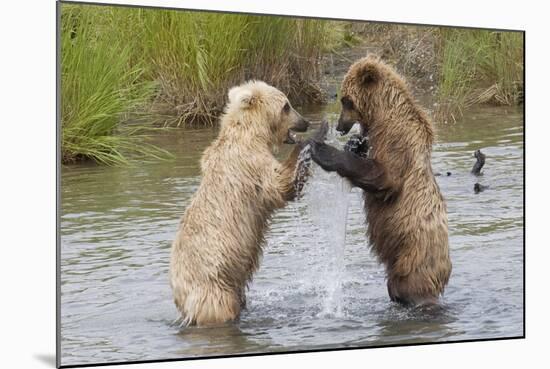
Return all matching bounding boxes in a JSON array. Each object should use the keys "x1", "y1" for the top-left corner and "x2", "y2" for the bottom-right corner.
[
  {"x1": 132, "y1": 9, "x2": 330, "y2": 126},
  {"x1": 61, "y1": 4, "x2": 333, "y2": 165},
  {"x1": 436, "y1": 29, "x2": 523, "y2": 121},
  {"x1": 61, "y1": 5, "x2": 172, "y2": 165}
]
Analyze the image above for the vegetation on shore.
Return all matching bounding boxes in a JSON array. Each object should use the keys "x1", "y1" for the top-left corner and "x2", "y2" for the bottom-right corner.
[
  {"x1": 60, "y1": 4, "x2": 524, "y2": 165},
  {"x1": 355, "y1": 23, "x2": 523, "y2": 121},
  {"x1": 61, "y1": 4, "x2": 332, "y2": 164},
  {"x1": 436, "y1": 29, "x2": 523, "y2": 121},
  {"x1": 61, "y1": 6, "x2": 172, "y2": 165},
  {"x1": 138, "y1": 10, "x2": 331, "y2": 126}
]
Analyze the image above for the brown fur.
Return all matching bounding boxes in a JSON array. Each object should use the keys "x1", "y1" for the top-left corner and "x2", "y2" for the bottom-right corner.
[
  {"x1": 170, "y1": 81, "x2": 306, "y2": 325},
  {"x1": 340, "y1": 56, "x2": 451, "y2": 305}
]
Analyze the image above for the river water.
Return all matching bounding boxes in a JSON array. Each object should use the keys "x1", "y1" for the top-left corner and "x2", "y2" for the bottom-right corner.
[{"x1": 60, "y1": 100, "x2": 524, "y2": 365}]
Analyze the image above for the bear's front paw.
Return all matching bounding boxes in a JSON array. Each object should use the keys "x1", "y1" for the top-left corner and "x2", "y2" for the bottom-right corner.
[
  {"x1": 294, "y1": 147, "x2": 312, "y2": 199},
  {"x1": 310, "y1": 141, "x2": 340, "y2": 172},
  {"x1": 311, "y1": 120, "x2": 328, "y2": 142},
  {"x1": 344, "y1": 134, "x2": 369, "y2": 158}
]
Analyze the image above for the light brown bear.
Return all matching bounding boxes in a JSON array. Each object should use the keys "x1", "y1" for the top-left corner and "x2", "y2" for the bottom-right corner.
[
  {"x1": 310, "y1": 56, "x2": 451, "y2": 306},
  {"x1": 170, "y1": 81, "x2": 312, "y2": 326}
]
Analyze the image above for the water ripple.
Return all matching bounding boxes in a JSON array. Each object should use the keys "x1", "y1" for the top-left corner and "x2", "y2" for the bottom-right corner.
[{"x1": 60, "y1": 106, "x2": 523, "y2": 365}]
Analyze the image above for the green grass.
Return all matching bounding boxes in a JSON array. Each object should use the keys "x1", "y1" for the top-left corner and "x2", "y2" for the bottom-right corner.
[
  {"x1": 133, "y1": 9, "x2": 331, "y2": 126},
  {"x1": 61, "y1": 4, "x2": 333, "y2": 164},
  {"x1": 436, "y1": 29, "x2": 523, "y2": 121},
  {"x1": 61, "y1": 5, "x2": 172, "y2": 165},
  {"x1": 61, "y1": 4, "x2": 523, "y2": 164}
]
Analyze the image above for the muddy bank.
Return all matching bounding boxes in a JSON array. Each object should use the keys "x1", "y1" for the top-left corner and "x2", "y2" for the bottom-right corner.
[
  {"x1": 318, "y1": 24, "x2": 523, "y2": 123},
  {"x1": 318, "y1": 26, "x2": 440, "y2": 106}
]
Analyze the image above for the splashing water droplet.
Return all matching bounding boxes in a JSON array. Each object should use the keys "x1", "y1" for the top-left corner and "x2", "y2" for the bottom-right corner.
[{"x1": 300, "y1": 124, "x2": 353, "y2": 318}]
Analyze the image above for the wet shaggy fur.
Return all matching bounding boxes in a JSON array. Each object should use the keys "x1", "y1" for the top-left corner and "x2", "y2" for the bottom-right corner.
[
  {"x1": 315, "y1": 56, "x2": 451, "y2": 305},
  {"x1": 170, "y1": 81, "x2": 307, "y2": 326},
  {"x1": 348, "y1": 56, "x2": 451, "y2": 305}
]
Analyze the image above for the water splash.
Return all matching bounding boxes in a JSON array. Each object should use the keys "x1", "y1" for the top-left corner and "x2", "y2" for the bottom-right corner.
[
  {"x1": 301, "y1": 125, "x2": 353, "y2": 317},
  {"x1": 293, "y1": 144, "x2": 312, "y2": 199}
]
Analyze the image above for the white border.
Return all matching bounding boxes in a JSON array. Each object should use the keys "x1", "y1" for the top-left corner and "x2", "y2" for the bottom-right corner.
[{"x1": 2, "y1": 1, "x2": 547, "y2": 368}]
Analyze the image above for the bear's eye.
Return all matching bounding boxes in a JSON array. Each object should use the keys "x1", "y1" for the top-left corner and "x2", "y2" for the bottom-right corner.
[
  {"x1": 283, "y1": 102, "x2": 290, "y2": 113},
  {"x1": 341, "y1": 97, "x2": 354, "y2": 110}
]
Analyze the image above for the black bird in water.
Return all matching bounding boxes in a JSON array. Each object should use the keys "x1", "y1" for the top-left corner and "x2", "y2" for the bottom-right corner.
[
  {"x1": 471, "y1": 149, "x2": 486, "y2": 176},
  {"x1": 471, "y1": 149, "x2": 488, "y2": 193},
  {"x1": 474, "y1": 183, "x2": 489, "y2": 194},
  {"x1": 434, "y1": 150, "x2": 488, "y2": 193}
]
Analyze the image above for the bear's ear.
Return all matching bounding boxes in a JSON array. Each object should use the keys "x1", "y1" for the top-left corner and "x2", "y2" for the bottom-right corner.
[
  {"x1": 228, "y1": 86, "x2": 257, "y2": 110},
  {"x1": 357, "y1": 63, "x2": 379, "y2": 87}
]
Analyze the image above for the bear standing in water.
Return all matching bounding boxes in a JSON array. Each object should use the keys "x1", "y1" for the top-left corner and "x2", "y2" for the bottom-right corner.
[
  {"x1": 310, "y1": 56, "x2": 451, "y2": 307},
  {"x1": 170, "y1": 81, "x2": 313, "y2": 326}
]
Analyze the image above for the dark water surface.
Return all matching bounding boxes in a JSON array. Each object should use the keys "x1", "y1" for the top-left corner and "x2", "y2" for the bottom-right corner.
[{"x1": 60, "y1": 103, "x2": 523, "y2": 365}]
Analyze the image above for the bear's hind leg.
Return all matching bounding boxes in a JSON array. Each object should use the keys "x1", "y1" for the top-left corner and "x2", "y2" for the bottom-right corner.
[
  {"x1": 195, "y1": 288, "x2": 241, "y2": 326},
  {"x1": 177, "y1": 287, "x2": 241, "y2": 326},
  {"x1": 387, "y1": 275, "x2": 440, "y2": 308}
]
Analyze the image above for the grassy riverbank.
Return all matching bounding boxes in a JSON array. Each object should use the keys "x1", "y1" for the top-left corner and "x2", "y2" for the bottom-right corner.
[
  {"x1": 60, "y1": 3, "x2": 524, "y2": 165},
  {"x1": 436, "y1": 29, "x2": 523, "y2": 121},
  {"x1": 61, "y1": 6, "x2": 173, "y2": 165},
  {"x1": 60, "y1": 4, "x2": 333, "y2": 164},
  {"x1": 356, "y1": 24, "x2": 523, "y2": 121}
]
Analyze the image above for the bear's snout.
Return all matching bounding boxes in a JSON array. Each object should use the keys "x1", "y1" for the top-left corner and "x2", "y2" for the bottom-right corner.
[
  {"x1": 290, "y1": 118, "x2": 310, "y2": 133},
  {"x1": 336, "y1": 116, "x2": 355, "y2": 135}
]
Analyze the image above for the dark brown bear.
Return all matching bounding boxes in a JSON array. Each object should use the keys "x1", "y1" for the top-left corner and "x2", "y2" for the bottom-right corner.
[{"x1": 310, "y1": 55, "x2": 451, "y2": 306}]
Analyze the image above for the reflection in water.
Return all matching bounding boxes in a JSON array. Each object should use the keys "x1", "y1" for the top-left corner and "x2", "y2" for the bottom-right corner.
[
  {"x1": 60, "y1": 104, "x2": 523, "y2": 365},
  {"x1": 372, "y1": 304, "x2": 460, "y2": 345},
  {"x1": 175, "y1": 324, "x2": 274, "y2": 357}
]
